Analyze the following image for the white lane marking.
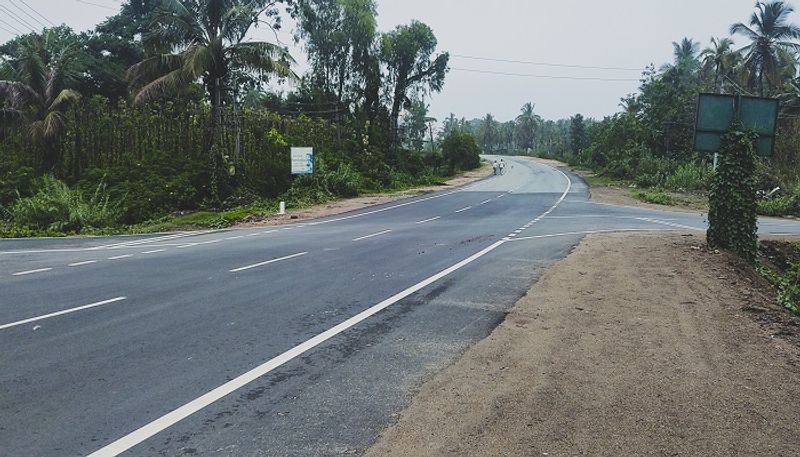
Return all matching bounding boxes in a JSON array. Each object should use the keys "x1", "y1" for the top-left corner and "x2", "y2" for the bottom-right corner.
[
  {"x1": 12, "y1": 268, "x2": 53, "y2": 276},
  {"x1": 514, "y1": 230, "x2": 523, "y2": 234},
  {"x1": 636, "y1": 218, "x2": 704, "y2": 232},
  {"x1": 225, "y1": 236, "x2": 245, "y2": 241},
  {"x1": 69, "y1": 261, "x2": 98, "y2": 267},
  {"x1": 245, "y1": 233, "x2": 260, "y2": 237},
  {"x1": 305, "y1": 189, "x2": 463, "y2": 226},
  {"x1": 229, "y1": 252, "x2": 308, "y2": 273},
  {"x1": 454, "y1": 206, "x2": 472, "y2": 213},
  {"x1": 496, "y1": 194, "x2": 506, "y2": 199},
  {"x1": 141, "y1": 249, "x2": 167, "y2": 255},
  {"x1": 90, "y1": 232, "x2": 210, "y2": 250},
  {"x1": 87, "y1": 158, "x2": 571, "y2": 457},
  {"x1": 177, "y1": 243, "x2": 199, "y2": 249},
  {"x1": 262, "y1": 230, "x2": 278, "y2": 235},
  {"x1": 352, "y1": 230, "x2": 393, "y2": 242},
  {"x1": 479, "y1": 199, "x2": 492, "y2": 205},
  {"x1": 507, "y1": 228, "x2": 676, "y2": 243},
  {"x1": 196, "y1": 240, "x2": 222, "y2": 246},
  {"x1": 87, "y1": 239, "x2": 507, "y2": 457},
  {"x1": 108, "y1": 255, "x2": 133, "y2": 260},
  {"x1": 0, "y1": 297, "x2": 127, "y2": 331},
  {"x1": 415, "y1": 216, "x2": 441, "y2": 225}
]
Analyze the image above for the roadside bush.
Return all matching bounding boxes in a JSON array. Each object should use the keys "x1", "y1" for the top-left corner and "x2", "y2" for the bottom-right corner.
[
  {"x1": 632, "y1": 154, "x2": 676, "y2": 188},
  {"x1": 632, "y1": 189, "x2": 675, "y2": 206},
  {"x1": 441, "y1": 131, "x2": 481, "y2": 172},
  {"x1": 665, "y1": 161, "x2": 713, "y2": 191},
  {"x1": 12, "y1": 175, "x2": 120, "y2": 233},
  {"x1": 0, "y1": 164, "x2": 35, "y2": 216}
]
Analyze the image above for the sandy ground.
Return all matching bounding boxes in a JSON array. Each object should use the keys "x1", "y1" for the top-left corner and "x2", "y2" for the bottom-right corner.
[
  {"x1": 233, "y1": 162, "x2": 492, "y2": 228},
  {"x1": 365, "y1": 233, "x2": 800, "y2": 456}
]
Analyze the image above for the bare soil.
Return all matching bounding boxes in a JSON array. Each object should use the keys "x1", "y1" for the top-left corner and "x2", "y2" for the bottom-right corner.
[
  {"x1": 233, "y1": 162, "x2": 492, "y2": 228},
  {"x1": 365, "y1": 233, "x2": 800, "y2": 457}
]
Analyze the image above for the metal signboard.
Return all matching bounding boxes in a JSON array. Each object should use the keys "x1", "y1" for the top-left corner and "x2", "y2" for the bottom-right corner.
[
  {"x1": 291, "y1": 147, "x2": 314, "y2": 175},
  {"x1": 693, "y1": 93, "x2": 779, "y2": 157}
]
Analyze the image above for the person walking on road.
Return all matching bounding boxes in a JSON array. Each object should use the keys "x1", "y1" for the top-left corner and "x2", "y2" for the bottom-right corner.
[
  {"x1": 493, "y1": 160, "x2": 499, "y2": 176},
  {"x1": 499, "y1": 159, "x2": 506, "y2": 175}
]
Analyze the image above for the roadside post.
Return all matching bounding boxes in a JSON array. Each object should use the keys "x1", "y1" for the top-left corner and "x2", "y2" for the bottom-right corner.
[
  {"x1": 281, "y1": 147, "x2": 314, "y2": 215},
  {"x1": 694, "y1": 93, "x2": 779, "y2": 261}
]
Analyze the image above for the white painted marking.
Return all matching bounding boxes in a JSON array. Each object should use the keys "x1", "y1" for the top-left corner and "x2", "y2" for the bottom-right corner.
[
  {"x1": 225, "y1": 236, "x2": 245, "y2": 241},
  {"x1": 636, "y1": 218, "x2": 704, "y2": 232},
  {"x1": 196, "y1": 240, "x2": 222, "y2": 246},
  {"x1": 0, "y1": 297, "x2": 127, "y2": 331},
  {"x1": 177, "y1": 243, "x2": 199, "y2": 249},
  {"x1": 261, "y1": 230, "x2": 278, "y2": 235},
  {"x1": 108, "y1": 255, "x2": 133, "y2": 260},
  {"x1": 508, "y1": 228, "x2": 676, "y2": 243},
  {"x1": 508, "y1": 233, "x2": 518, "y2": 237},
  {"x1": 68, "y1": 261, "x2": 98, "y2": 267},
  {"x1": 415, "y1": 216, "x2": 441, "y2": 225},
  {"x1": 352, "y1": 230, "x2": 392, "y2": 242},
  {"x1": 229, "y1": 252, "x2": 308, "y2": 273},
  {"x1": 245, "y1": 233, "x2": 259, "y2": 238},
  {"x1": 479, "y1": 199, "x2": 492, "y2": 205},
  {"x1": 305, "y1": 189, "x2": 463, "y2": 226},
  {"x1": 12, "y1": 268, "x2": 52, "y2": 276},
  {"x1": 454, "y1": 206, "x2": 472, "y2": 213},
  {"x1": 141, "y1": 249, "x2": 167, "y2": 255},
  {"x1": 514, "y1": 230, "x2": 523, "y2": 234}
]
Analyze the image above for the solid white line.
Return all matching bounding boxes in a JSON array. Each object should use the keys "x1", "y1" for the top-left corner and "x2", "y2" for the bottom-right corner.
[
  {"x1": 69, "y1": 261, "x2": 98, "y2": 267},
  {"x1": 229, "y1": 252, "x2": 308, "y2": 273},
  {"x1": 352, "y1": 230, "x2": 392, "y2": 242},
  {"x1": 415, "y1": 216, "x2": 441, "y2": 225},
  {"x1": 141, "y1": 249, "x2": 167, "y2": 255},
  {"x1": 86, "y1": 157, "x2": 574, "y2": 457},
  {"x1": 0, "y1": 297, "x2": 127, "y2": 331},
  {"x1": 108, "y1": 255, "x2": 133, "y2": 260},
  {"x1": 12, "y1": 268, "x2": 52, "y2": 276},
  {"x1": 454, "y1": 206, "x2": 472, "y2": 213},
  {"x1": 86, "y1": 239, "x2": 507, "y2": 457}
]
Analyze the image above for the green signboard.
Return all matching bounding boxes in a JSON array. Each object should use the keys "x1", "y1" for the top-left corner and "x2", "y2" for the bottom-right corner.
[{"x1": 693, "y1": 93, "x2": 779, "y2": 157}]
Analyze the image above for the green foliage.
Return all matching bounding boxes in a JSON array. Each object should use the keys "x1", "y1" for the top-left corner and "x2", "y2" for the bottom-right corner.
[
  {"x1": 12, "y1": 175, "x2": 119, "y2": 233},
  {"x1": 0, "y1": 164, "x2": 34, "y2": 213},
  {"x1": 758, "y1": 194, "x2": 799, "y2": 216},
  {"x1": 440, "y1": 130, "x2": 481, "y2": 172},
  {"x1": 632, "y1": 189, "x2": 676, "y2": 206},
  {"x1": 707, "y1": 124, "x2": 759, "y2": 262}
]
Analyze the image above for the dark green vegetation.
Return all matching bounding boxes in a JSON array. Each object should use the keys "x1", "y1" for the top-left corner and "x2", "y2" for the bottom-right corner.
[
  {"x1": 759, "y1": 240, "x2": 800, "y2": 315},
  {"x1": 0, "y1": 0, "x2": 477, "y2": 237}
]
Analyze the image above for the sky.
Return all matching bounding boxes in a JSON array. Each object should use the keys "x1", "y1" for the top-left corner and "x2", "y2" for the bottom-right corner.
[{"x1": 1, "y1": 0, "x2": 798, "y2": 123}]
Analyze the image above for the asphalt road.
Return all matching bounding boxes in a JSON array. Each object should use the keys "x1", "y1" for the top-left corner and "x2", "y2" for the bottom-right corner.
[{"x1": 1, "y1": 157, "x2": 799, "y2": 457}]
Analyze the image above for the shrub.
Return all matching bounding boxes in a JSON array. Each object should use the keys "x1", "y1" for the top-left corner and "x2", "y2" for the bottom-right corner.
[
  {"x1": 632, "y1": 189, "x2": 675, "y2": 206},
  {"x1": 0, "y1": 164, "x2": 35, "y2": 216},
  {"x1": 441, "y1": 131, "x2": 481, "y2": 172},
  {"x1": 665, "y1": 161, "x2": 713, "y2": 191},
  {"x1": 12, "y1": 175, "x2": 119, "y2": 233}
]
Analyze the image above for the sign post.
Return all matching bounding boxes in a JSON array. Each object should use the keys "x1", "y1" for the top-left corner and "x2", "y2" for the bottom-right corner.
[
  {"x1": 693, "y1": 93, "x2": 778, "y2": 157},
  {"x1": 291, "y1": 147, "x2": 314, "y2": 175}
]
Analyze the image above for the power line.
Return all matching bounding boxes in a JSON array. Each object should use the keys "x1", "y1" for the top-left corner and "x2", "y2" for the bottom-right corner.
[
  {"x1": 0, "y1": 23, "x2": 17, "y2": 36},
  {"x1": 451, "y1": 54, "x2": 644, "y2": 72},
  {"x1": 449, "y1": 67, "x2": 640, "y2": 82},
  {"x1": 15, "y1": 0, "x2": 54, "y2": 27},
  {"x1": 0, "y1": 4, "x2": 37, "y2": 31},
  {"x1": 0, "y1": 15, "x2": 24, "y2": 35},
  {"x1": 74, "y1": 0, "x2": 118, "y2": 10},
  {"x1": 9, "y1": 0, "x2": 46, "y2": 28}
]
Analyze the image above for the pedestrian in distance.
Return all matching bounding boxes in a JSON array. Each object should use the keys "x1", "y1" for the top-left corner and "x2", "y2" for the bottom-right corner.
[
  {"x1": 499, "y1": 159, "x2": 506, "y2": 175},
  {"x1": 493, "y1": 160, "x2": 499, "y2": 176}
]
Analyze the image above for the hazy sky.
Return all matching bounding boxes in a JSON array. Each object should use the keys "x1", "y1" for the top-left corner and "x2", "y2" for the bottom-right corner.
[{"x1": 1, "y1": 0, "x2": 797, "y2": 122}]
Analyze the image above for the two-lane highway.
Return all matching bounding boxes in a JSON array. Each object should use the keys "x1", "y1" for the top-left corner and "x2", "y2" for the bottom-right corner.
[{"x1": 2, "y1": 157, "x2": 799, "y2": 456}]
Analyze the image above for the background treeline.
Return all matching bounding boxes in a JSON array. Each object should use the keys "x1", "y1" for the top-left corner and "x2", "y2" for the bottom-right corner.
[
  {"x1": 0, "y1": 0, "x2": 481, "y2": 236},
  {"x1": 459, "y1": 1, "x2": 800, "y2": 217}
]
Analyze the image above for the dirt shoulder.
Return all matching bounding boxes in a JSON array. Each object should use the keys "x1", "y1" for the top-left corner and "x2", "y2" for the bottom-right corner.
[
  {"x1": 365, "y1": 233, "x2": 800, "y2": 456},
  {"x1": 234, "y1": 162, "x2": 492, "y2": 228}
]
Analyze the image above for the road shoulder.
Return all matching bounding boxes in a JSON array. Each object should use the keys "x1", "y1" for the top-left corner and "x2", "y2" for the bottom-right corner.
[{"x1": 365, "y1": 232, "x2": 800, "y2": 456}]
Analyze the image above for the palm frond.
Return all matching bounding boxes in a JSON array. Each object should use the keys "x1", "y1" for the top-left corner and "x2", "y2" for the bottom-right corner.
[
  {"x1": 230, "y1": 41, "x2": 297, "y2": 80},
  {"x1": 49, "y1": 89, "x2": 81, "y2": 113},
  {"x1": 132, "y1": 68, "x2": 191, "y2": 106}
]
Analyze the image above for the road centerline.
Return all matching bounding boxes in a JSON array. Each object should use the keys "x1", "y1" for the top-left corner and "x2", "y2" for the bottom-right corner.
[
  {"x1": 352, "y1": 230, "x2": 392, "y2": 242},
  {"x1": 0, "y1": 297, "x2": 127, "y2": 331},
  {"x1": 12, "y1": 268, "x2": 53, "y2": 276},
  {"x1": 415, "y1": 216, "x2": 441, "y2": 225},
  {"x1": 229, "y1": 252, "x2": 308, "y2": 273},
  {"x1": 454, "y1": 206, "x2": 472, "y2": 213}
]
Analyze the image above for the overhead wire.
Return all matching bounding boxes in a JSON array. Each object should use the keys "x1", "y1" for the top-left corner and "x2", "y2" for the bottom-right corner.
[
  {"x1": 0, "y1": 3, "x2": 37, "y2": 31},
  {"x1": 15, "y1": 0, "x2": 54, "y2": 27},
  {"x1": 74, "y1": 0, "x2": 118, "y2": 11},
  {"x1": 0, "y1": 15, "x2": 24, "y2": 35},
  {"x1": 450, "y1": 54, "x2": 644, "y2": 72},
  {"x1": 9, "y1": 0, "x2": 46, "y2": 28},
  {"x1": 449, "y1": 67, "x2": 640, "y2": 82}
]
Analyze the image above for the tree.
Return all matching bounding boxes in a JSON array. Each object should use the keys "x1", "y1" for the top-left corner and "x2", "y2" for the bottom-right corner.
[
  {"x1": 700, "y1": 37, "x2": 739, "y2": 93},
  {"x1": 480, "y1": 113, "x2": 498, "y2": 152},
  {"x1": 731, "y1": 0, "x2": 800, "y2": 96},
  {"x1": 441, "y1": 130, "x2": 480, "y2": 172},
  {"x1": 0, "y1": 29, "x2": 82, "y2": 173},
  {"x1": 570, "y1": 114, "x2": 587, "y2": 154},
  {"x1": 672, "y1": 37, "x2": 701, "y2": 69},
  {"x1": 515, "y1": 102, "x2": 540, "y2": 152},
  {"x1": 401, "y1": 97, "x2": 429, "y2": 151},
  {"x1": 381, "y1": 21, "x2": 449, "y2": 142},
  {"x1": 128, "y1": 0, "x2": 296, "y2": 139}
]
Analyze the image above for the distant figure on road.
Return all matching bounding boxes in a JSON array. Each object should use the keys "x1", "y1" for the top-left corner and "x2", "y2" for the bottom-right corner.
[
  {"x1": 499, "y1": 159, "x2": 506, "y2": 175},
  {"x1": 493, "y1": 160, "x2": 499, "y2": 176}
]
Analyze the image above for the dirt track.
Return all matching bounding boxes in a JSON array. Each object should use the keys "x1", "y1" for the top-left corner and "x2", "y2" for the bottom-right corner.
[{"x1": 365, "y1": 233, "x2": 800, "y2": 456}]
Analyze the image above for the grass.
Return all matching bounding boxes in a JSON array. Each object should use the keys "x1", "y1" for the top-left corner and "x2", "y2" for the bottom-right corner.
[
  {"x1": 631, "y1": 189, "x2": 676, "y2": 206},
  {"x1": 583, "y1": 174, "x2": 631, "y2": 188}
]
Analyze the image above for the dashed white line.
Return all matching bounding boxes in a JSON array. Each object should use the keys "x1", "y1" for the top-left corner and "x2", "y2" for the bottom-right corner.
[
  {"x1": 479, "y1": 199, "x2": 492, "y2": 205},
  {"x1": 0, "y1": 297, "x2": 127, "y2": 331},
  {"x1": 69, "y1": 261, "x2": 98, "y2": 267},
  {"x1": 454, "y1": 206, "x2": 472, "y2": 213},
  {"x1": 108, "y1": 255, "x2": 133, "y2": 260},
  {"x1": 12, "y1": 268, "x2": 53, "y2": 276},
  {"x1": 141, "y1": 249, "x2": 167, "y2": 255},
  {"x1": 225, "y1": 236, "x2": 245, "y2": 241},
  {"x1": 196, "y1": 240, "x2": 222, "y2": 246},
  {"x1": 229, "y1": 252, "x2": 308, "y2": 273},
  {"x1": 636, "y1": 217, "x2": 704, "y2": 232},
  {"x1": 415, "y1": 216, "x2": 441, "y2": 225},
  {"x1": 177, "y1": 243, "x2": 199, "y2": 248},
  {"x1": 352, "y1": 230, "x2": 393, "y2": 242}
]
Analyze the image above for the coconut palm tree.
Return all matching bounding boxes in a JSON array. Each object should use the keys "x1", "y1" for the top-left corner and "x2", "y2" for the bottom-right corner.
[
  {"x1": 0, "y1": 30, "x2": 81, "y2": 172},
  {"x1": 731, "y1": 0, "x2": 800, "y2": 96},
  {"x1": 128, "y1": 0, "x2": 296, "y2": 139},
  {"x1": 515, "y1": 102, "x2": 541, "y2": 152},
  {"x1": 700, "y1": 37, "x2": 740, "y2": 93},
  {"x1": 673, "y1": 37, "x2": 701, "y2": 69}
]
